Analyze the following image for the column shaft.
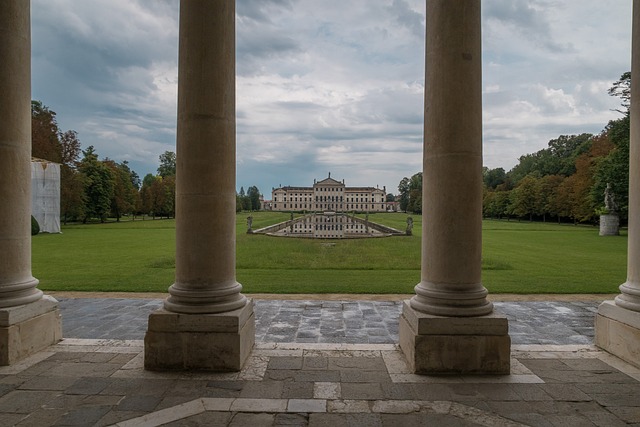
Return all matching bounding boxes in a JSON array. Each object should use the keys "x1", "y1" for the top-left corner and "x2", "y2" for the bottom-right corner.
[
  {"x1": 410, "y1": 0, "x2": 492, "y2": 317},
  {"x1": 164, "y1": 0, "x2": 246, "y2": 314},
  {"x1": 616, "y1": 0, "x2": 640, "y2": 312},
  {"x1": 0, "y1": 0, "x2": 43, "y2": 308}
]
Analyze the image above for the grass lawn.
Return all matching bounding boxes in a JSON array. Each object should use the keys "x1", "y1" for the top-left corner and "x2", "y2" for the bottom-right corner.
[{"x1": 32, "y1": 212, "x2": 627, "y2": 294}]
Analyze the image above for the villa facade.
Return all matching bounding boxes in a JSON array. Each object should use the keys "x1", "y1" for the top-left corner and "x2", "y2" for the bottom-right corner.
[{"x1": 271, "y1": 175, "x2": 387, "y2": 212}]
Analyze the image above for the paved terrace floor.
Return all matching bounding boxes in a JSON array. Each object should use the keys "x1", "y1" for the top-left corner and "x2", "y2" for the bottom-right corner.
[{"x1": 0, "y1": 295, "x2": 638, "y2": 426}]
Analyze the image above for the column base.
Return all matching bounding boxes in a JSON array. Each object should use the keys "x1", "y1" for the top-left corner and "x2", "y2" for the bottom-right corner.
[
  {"x1": 595, "y1": 300, "x2": 640, "y2": 368},
  {"x1": 0, "y1": 295, "x2": 62, "y2": 365},
  {"x1": 144, "y1": 299, "x2": 255, "y2": 371},
  {"x1": 399, "y1": 300, "x2": 510, "y2": 374}
]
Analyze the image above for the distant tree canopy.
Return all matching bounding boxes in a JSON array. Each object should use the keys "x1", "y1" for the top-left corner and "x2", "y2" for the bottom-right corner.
[
  {"x1": 398, "y1": 72, "x2": 631, "y2": 224},
  {"x1": 480, "y1": 72, "x2": 630, "y2": 224},
  {"x1": 397, "y1": 172, "x2": 422, "y2": 214},
  {"x1": 236, "y1": 185, "x2": 262, "y2": 212}
]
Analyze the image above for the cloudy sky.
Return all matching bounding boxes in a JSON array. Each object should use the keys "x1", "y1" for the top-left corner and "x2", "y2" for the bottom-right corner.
[{"x1": 31, "y1": 0, "x2": 632, "y2": 196}]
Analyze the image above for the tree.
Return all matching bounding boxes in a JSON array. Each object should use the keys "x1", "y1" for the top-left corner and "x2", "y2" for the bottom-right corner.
[
  {"x1": 247, "y1": 186, "x2": 261, "y2": 211},
  {"x1": 78, "y1": 146, "x2": 114, "y2": 223},
  {"x1": 408, "y1": 172, "x2": 423, "y2": 214},
  {"x1": 592, "y1": 115, "x2": 630, "y2": 219},
  {"x1": 157, "y1": 151, "x2": 176, "y2": 178},
  {"x1": 483, "y1": 167, "x2": 506, "y2": 189},
  {"x1": 608, "y1": 71, "x2": 631, "y2": 113},
  {"x1": 510, "y1": 175, "x2": 539, "y2": 221},
  {"x1": 385, "y1": 193, "x2": 395, "y2": 202},
  {"x1": 31, "y1": 101, "x2": 62, "y2": 163},
  {"x1": 105, "y1": 160, "x2": 138, "y2": 221},
  {"x1": 397, "y1": 177, "x2": 410, "y2": 212}
]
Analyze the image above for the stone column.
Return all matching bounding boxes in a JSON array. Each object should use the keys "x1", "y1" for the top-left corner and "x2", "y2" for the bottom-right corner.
[
  {"x1": 399, "y1": 0, "x2": 510, "y2": 374},
  {"x1": 145, "y1": 0, "x2": 255, "y2": 371},
  {"x1": 0, "y1": 0, "x2": 62, "y2": 365},
  {"x1": 595, "y1": 0, "x2": 640, "y2": 368}
]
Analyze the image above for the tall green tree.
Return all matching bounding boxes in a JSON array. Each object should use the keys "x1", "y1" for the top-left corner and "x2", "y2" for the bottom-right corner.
[
  {"x1": 78, "y1": 146, "x2": 114, "y2": 223},
  {"x1": 247, "y1": 186, "x2": 261, "y2": 211},
  {"x1": 397, "y1": 177, "x2": 410, "y2": 212},
  {"x1": 157, "y1": 151, "x2": 176, "y2": 178}
]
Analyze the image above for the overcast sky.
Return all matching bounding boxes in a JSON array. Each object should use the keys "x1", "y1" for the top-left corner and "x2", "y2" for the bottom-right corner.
[{"x1": 31, "y1": 0, "x2": 632, "y2": 196}]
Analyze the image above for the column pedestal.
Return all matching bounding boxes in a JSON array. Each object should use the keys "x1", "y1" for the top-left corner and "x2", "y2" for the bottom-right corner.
[
  {"x1": 145, "y1": 300, "x2": 254, "y2": 371},
  {"x1": 596, "y1": 301, "x2": 640, "y2": 368},
  {"x1": 399, "y1": 301, "x2": 510, "y2": 374},
  {"x1": 599, "y1": 214, "x2": 620, "y2": 236},
  {"x1": 0, "y1": 295, "x2": 62, "y2": 365}
]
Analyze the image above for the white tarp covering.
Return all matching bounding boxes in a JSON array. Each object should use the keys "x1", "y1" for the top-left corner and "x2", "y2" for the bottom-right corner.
[{"x1": 31, "y1": 161, "x2": 61, "y2": 233}]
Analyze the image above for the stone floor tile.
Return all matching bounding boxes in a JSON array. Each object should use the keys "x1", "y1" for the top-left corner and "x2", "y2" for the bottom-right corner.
[
  {"x1": 606, "y1": 407, "x2": 640, "y2": 424},
  {"x1": 65, "y1": 377, "x2": 112, "y2": 395},
  {"x1": 229, "y1": 412, "x2": 276, "y2": 427},
  {"x1": 83, "y1": 394, "x2": 124, "y2": 406},
  {"x1": 288, "y1": 398, "x2": 327, "y2": 413},
  {"x1": 54, "y1": 405, "x2": 112, "y2": 426},
  {"x1": 240, "y1": 380, "x2": 285, "y2": 398},
  {"x1": 303, "y1": 357, "x2": 328, "y2": 370},
  {"x1": 510, "y1": 384, "x2": 554, "y2": 401},
  {"x1": 162, "y1": 411, "x2": 231, "y2": 426},
  {"x1": 340, "y1": 370, "x2": 390, "y2": 383},
  {"x1": 326, "y1": 400, "x2": 372, "y2": 414},
  {"x1": 313, "y1": 382, "x2": 340, "y2": 399},
  {"x1": 282, "y1": 381, "x2": 314, "y2": 399},
  {"x1": 230, "y1": 398, "x2": 288, "y2": 413},
  {"x1": 328, "y1": 357, "x2": 386, "y2": 371},
  {"x1": 42, "y1": 362, "x2": 121, "y2": 378},
  {"x1": 17, "y1": 376, "x2": 77, "y2": 391},
  {"x1": 266, "y1": 370, "x2": 341, "y2": 383},
  {"x1": 116, "y1": 394, "x2": 164, "y2": 412},
  {"x1": 505, "y1": 413, "x2": 555, "y2": 427},
  {"x1": 544, "y1": 414, "x2": 598, "y2": 427},
  {"x1": 309, "y1": 412, "x2": 383, "y2": 427},
  {"x1": 411, "y1": 383, "x2": 453, "y2": 400},
  {"x1": 274, "y1": 412, "x2": 309, "y2": 426},
  {"x1": 370, "y1": 400, "x2": 421, "y2": 414},
  {"x1": 380, "y1": 383, "x2": 415, "y2": 400},
  {"x1": 13, "y1": 409, "x2": 65, "y2": 427},
  {"x1": 42, "y1": 393, "x2": 86, "y2": 410},
  {"x1": 0, "y1": 390, "x2": 59, "y2": 413},
  {"x1": 538, "y1": 384, "x2": 593, "y2": 401},
  {"x1": 269, "y1": 357, "x2": 304, "y2": 370},
  {"x1": 340, "y1": 383, "x2": 385, "y2": 400},
  {"x1": 201, "y1": 397, "x2": 235, "y2": 411},
  {"x1": 380, "y1": 413, "x2": 479, "y2": 427}
]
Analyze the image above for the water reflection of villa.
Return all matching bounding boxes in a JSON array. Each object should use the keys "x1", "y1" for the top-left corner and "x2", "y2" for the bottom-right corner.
[
  {"x1": 253, "y1": 213, "x2": 404, "y2": 239},
  {"x1": 270, "y1": 174, "x2": 387, "y2": 212}
]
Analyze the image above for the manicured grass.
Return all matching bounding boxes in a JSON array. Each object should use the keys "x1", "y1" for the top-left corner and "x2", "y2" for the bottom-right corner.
[{"x1": 32, "y1": 212, "x2": 627, "y2": 294}]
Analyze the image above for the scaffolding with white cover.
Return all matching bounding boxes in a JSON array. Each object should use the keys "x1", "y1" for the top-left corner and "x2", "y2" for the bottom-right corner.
[{"x1": 31, "y1": 159, "x2": 61, "y2": 233}]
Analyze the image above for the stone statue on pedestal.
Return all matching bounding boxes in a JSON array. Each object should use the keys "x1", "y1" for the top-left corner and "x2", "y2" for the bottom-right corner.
[
  {"x1": 600, "y1": 183, "x2": 620, "y2": 236},
  {"x1": 406, "y1": 217, "x2": 413, "y2": 236},
  {"x1": 246, "y1": 215, "x2": 253, "y2": 233}
]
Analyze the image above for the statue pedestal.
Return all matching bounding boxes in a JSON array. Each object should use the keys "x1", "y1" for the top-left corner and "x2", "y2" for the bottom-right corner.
[{"x1": 599, "y1": 214, "x2": 620, "y2": 236}]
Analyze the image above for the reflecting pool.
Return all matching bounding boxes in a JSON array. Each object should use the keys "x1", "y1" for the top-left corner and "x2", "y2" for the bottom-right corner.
[{"x1": 252, "y1": 213, "x2": 404, "y2": 239}]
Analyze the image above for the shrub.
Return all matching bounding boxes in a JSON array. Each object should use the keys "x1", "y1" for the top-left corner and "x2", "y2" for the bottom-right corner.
[{"x1": 31, "y1": 215, "x2": 40, "y2": 235}]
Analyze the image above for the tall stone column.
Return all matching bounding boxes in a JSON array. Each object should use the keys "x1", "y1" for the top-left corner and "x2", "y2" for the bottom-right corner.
[
  {"x1": 145, "y1": 0, "x2": 255, "y2": 371},
  {"x1": 595, "y1": 0, "x2": 640, "y2": 368},
  {"x1": 0, "y1": 0, "x2": 62, "y2": 365},
  {"x1": 399, "y1": 0, "x2": 510, "y2": 374}
]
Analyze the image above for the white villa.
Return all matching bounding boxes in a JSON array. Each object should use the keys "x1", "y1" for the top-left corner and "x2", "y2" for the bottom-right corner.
[{"x1": 271, "y1": 174, "x2": 387, "y2": 212}]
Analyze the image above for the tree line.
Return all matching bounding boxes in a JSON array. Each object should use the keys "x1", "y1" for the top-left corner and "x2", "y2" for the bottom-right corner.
[
  {"x1": 32, "y1": 101, "x2": 261, "y2": 223},
  {"x1": 397, "y1": 72, "x2": 631, "y2": 224}
]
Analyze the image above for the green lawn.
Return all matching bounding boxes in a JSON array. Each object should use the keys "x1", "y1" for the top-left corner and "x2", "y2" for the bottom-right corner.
[{"x1": 31, "y1": 212, "x2": 627, "y2": 294}]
